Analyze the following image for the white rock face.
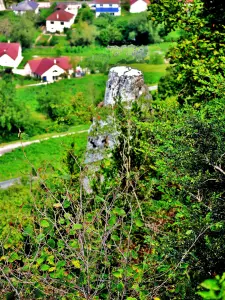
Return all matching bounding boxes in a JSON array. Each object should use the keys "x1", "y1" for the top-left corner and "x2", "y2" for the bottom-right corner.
[
  {"x1": 82, "y1": 66, "x2": 151, "y2": 193},
  {"x1": 85, "y1": 118, "x2": 118, "y2": 164},
  {"x1": 104, "y1": 66, "x2": 149, "y2": 106}
]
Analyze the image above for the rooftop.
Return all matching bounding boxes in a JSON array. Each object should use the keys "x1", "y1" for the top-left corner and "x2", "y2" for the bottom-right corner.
[
  {"x1": 28, "y1": 57, "x2": 72, "y2": 76},
  {"x1": 46, "y1": 10, "x2": 75, "y2": 21},
  {"x1": 0, "y1": 43, "x2": 20, "y2": 60},
  {"x1": 12, "y1": 0, "x2": 39, "y2": 11}
]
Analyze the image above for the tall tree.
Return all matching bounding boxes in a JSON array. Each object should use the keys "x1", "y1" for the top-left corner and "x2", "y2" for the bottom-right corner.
[{"x1": 149, "y1": 0, "x2": 225, "y2": 104}]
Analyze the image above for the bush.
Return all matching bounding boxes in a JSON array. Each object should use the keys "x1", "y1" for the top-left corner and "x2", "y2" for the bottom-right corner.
[
  {"x1": 49, "y1": 36, "x2": 58, "y2": 46},
  {"x1": 149, "y1": 53, "x2": 164, "y2": 64}
]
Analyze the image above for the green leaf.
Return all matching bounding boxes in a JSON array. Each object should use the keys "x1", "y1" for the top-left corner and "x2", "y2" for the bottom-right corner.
[
  {"x1": 23, "y1": 225, "x2": 33, "y2": 236},
  {"x1": 40, "y1": 264, "x2": 50, "y2": 271},
  {"x1": 72, "y1": 224, "x2": 83, "y2": 230},
  {"x1": 36, "y1": 233, "x2": 45, "y2": 242},
  {"x1": 112, "y1": 271, "x2": 122, "y2": 278},
  {"x1": 112, "y1": 207, "x2": 126, "y2": 216},
  {"x1": 111, "y1": 235, "x2": 120, "y2": 241},
  {"x1": 108, "y1": 215, "x2": 117, "y2": 226},
  {"x1": 200, "y1": 279, "x2": 220, "y2": 291},
  {"x1": 186, "y1": 230, "x2": 193, "y2": 235},
  {"x1": 8, "y1": 252, "x2": 19, "y2": 262},
  {"x1": 40, "y1": 220, "x2": 50, "y2": 228},
  {"x1": 197, "y1": 290, "x2": 218, "y2": 299},
  {"x1": 135, "y1": 219, "x2": 144, "y2": 227},
  {"x1": 127, "y1": 298, "x2": 137, "y2": 300},
  {"x1": 117, "y1": 282, "x2": 124, "y2": 291},
  {"x1": 63, "y1": 200, "x2": 71, "y2": 208},
  {"x1": 69, "y1": 239, "x2": 79, "y2": 249},
  {"x1": 36, "y1": 258, "x2": 44, "y2": 265},
  {"x1": 56, "y1": 260, "x2": 66, "y2": 268},
  {"x1": 47, "y1": 239, "x2": 56, "y2": 248}
]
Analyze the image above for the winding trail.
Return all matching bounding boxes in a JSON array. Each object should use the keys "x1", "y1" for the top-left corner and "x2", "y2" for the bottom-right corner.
[
  {"x1": 0, "y1": 130, "x2": 88, "y2": 189},
  {"x1": 0, "y1": 130, "x2": 88, "y2": 157}
]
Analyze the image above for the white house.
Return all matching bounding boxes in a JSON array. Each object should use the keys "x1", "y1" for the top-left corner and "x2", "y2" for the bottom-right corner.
[
  {"x1": 12, "y1": 0, "x2": 39, "y2": 15},
  {"x1": 46, "y1": 10, "x2": 75, "y2": 33},
  {"x1": 95, "y1": 0, "x2": 121, "y2": 17},
  {"x1": 55, "y1": 3, "x2": 78, "y2": 16},
  {"x1": 129, "y1": 0, "x2": 150, "y2": 13},
  {"x1": 0, "y1": 42, "x2": 23, "y2": 68},
  {"x1": 24, "y1": 57, "x2": 73, "y2": 82}
]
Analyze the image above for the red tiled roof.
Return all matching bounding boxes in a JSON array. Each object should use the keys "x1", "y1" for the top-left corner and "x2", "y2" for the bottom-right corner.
[
  {"x1": 130, "y1": 0, "x2": 150, "y2": 4},
  {"x1": 56, "y1": 3, "x2": 68, "y2": 10},
  {"x1": 46, "y1": 10, "x2": 74, "y2": 21},
  {"x1": 0, "y1": 42, "x2": 20, "y2": 60},
  {"x1": 28, "y1": 57, "x2": 72, "y2": 76},
  {"x1": 95, "y1": 0, "x2": 120, "y2": 4}
]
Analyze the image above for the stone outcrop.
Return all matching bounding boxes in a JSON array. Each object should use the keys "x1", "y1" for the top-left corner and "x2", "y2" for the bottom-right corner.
[
  {"x1": 85, "y1": 118, "x2": 118, "y2": 164},
  {"x1": 82, "y1": 66, "x2": 151, "y2": 193},
  {"x1": 104, "y1": 66, "x2": 150, "y2": 106}
]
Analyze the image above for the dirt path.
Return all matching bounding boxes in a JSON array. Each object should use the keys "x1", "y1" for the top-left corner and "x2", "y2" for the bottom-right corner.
[{"x1": 0, "y1": 130, "x2": 88, "y2": 157}]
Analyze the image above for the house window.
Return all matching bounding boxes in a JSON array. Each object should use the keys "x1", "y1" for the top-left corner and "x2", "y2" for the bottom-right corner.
[
  {"x1": 100, "y1": 4, "x2": 103, "y2": 6},
  {"x1": 61, "y1": 21, "x2": 64, "y2": 25},
  {"x1": 109, "y1": 4, "x2": 112, "y2": 6},
  {"x1": 51, "y1": 21, "x2": 54, "y2": 24}
]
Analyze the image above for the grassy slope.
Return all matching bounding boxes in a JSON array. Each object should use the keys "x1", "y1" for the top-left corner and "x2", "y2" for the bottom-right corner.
[
  {"x1": 0, "y1": 131, "x2": 88, "y2": 181},
  {"x1": 15, "y1": 74, "x2": 107, "y2": 127},
  {"x1": 16, "y1": 74, "x2": 107, "y2": 109},
  {"x1": 129, "y1": 64, "x2": 167, "y2": 84}
]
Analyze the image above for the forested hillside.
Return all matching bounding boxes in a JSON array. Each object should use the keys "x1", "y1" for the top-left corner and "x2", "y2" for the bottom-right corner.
[{"x1": 0, "y1": 0, "x2": 225, "y2": 299}]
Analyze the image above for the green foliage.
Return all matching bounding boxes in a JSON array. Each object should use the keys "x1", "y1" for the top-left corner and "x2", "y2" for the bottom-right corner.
[
  {"x1": 95, "y1": 12, "x2": 162, "y2": 46},
  {"x1": 70, "y1": 22, "x2": 97, "y2": 46},
  {"x1": 197, "y1": 273, "x2": 225, "y2": 299},
  {"x1": 150, "y1": 0, "x2": 225, "y2": 103},
  {"x1": 38, "y1": 3, "x2": 57, "y2": 26},
  {"x1": 0, "y1": 129, "x2": 88, "y2": 181},
  {"x1": 1, "y1": 92, "x2": 224, "y2": 298},
  {"x1": 75, "y1": 5, "x2": 95, "y2": 24},
  {"x1": 0, "y1": 76, "x2": 35, "y2": 142},
  {"x1": 11, "y1": 14, "x2": 37, "y2": 48}
]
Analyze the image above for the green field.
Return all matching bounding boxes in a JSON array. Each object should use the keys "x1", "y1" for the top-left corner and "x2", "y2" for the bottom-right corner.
[
  {"x1": 0, "y1": 130, "x2": 88, "y2": 181},
  {"x1": 128, "y1": 64, "x2": 167, "y2": 84},
  {"x1": 15, "y1": 74, "x2": 107, "y2": 125},
  {"x1": 21, "y1": 42, "x2": 174, "y2": 67}
]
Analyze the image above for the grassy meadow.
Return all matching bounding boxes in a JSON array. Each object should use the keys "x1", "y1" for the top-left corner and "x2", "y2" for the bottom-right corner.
[{"x1": 0, "y1": 130, "x2": 88, "y2": 181}]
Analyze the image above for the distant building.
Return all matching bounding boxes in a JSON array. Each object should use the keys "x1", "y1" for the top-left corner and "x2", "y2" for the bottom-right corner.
[
  {"x1": 129, "y1": 0, "x2": 150, "y2": 13},
  {"x1": 95, "y1": 0, "x2": 121, "y2": 17},
  {"x1": 24, "y1": 57, "x2": 73, "y2": 82},
  {"x1": 56, "y1": 3, "x2": 81, "y2": 15},
  {"x1": 12, "y1": 0, "x2": 39, "y2": 15},
  {"x1": 46, "y1": 10, "x2": 75, "y2": 33},
  {"x1": 0, "y1": 42, "x2": 23, "y2": 68}
]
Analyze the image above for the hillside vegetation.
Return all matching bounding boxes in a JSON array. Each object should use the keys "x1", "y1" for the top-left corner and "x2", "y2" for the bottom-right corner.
[{"x1": 1, "y1": 1, "x2": 225, "y2": 299}]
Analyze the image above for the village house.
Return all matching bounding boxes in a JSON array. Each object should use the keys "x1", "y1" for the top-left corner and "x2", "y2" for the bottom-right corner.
[
  {"x1": 56, "y1": 3, "x2": 80, "y2": 16},
  {"x1": 12, "y1": 0, "x2": 39, "y2": 15},
  {"x1": 95, "y1": 0, "x2": 121, "y2": 17},
  {"x1": 0, "y1": 42, "x2": 23, "y2": 68},
  {"x1": 46, "y1": 10, "x2": 75, "y2": 33},
  {"x1": 24, "y1": 57, "x2": 74, "y2": 82},
  {"x1": 129, "y1": 0, "x2": 150, "y2": 13}
]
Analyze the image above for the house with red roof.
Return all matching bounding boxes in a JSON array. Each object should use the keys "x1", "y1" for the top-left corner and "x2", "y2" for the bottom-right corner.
[
  {"x1": 129, "y1": 0, "x2": 150, "y2": 13},
  {"x1": 95, "y1": 0, "x2": 121, "y2": 17},
  {"x1": 46, "y1": 9, "x2": 75, "y2": 33},
  {"x1": 24, "y1": 57, "x2": 74, "y2": 82},
  {"x1": 0, "y1": 42, "x2": 23, "y2": 68}
]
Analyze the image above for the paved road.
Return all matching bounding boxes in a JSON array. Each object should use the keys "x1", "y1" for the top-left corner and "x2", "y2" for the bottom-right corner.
[
  {"x1": 0, "y1": 0, "x2": 5, "y2": 10},
  {"x1": 0, "y1": 130, "x2": 88, "y2": 157}
]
